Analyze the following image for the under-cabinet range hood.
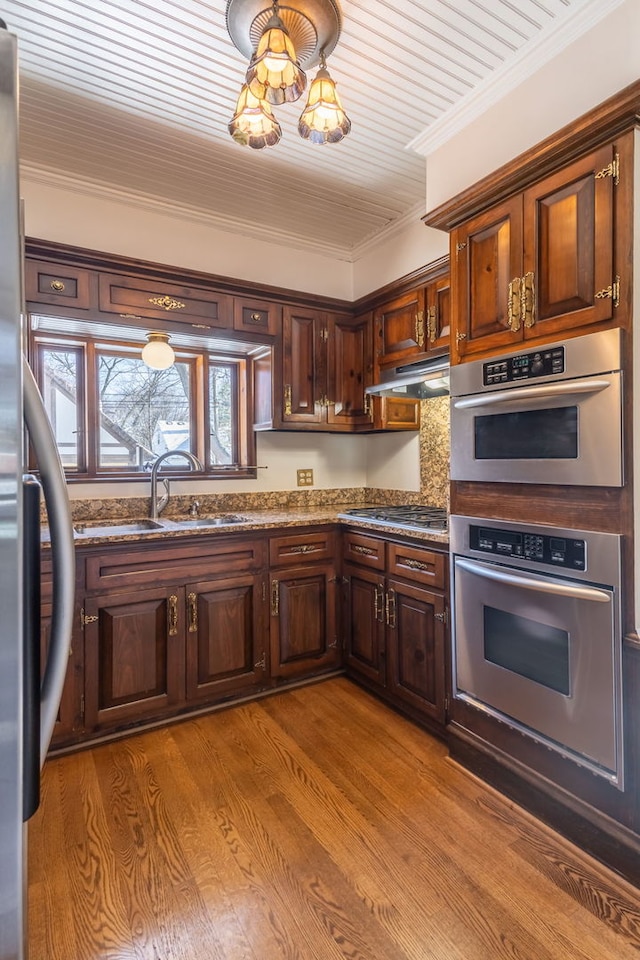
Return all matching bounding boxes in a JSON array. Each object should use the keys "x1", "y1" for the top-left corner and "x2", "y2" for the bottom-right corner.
[{"x1": 365, "y1": 356, "x2": 449, "y2": 399}]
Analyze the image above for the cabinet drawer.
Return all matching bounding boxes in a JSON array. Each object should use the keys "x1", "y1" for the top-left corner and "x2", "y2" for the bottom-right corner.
[
  {"x1": 84, "y1": 537, "x2": 265, "y2": 591},
  {"x1": 387, "y1": 542, "x2": 446, "y2": 590},
  {"x1": 25, "y1": 260, "x2": 92, "y2": 310},
  {"x1": 98, "y1": 273, "x2": 233, "y2": 329},
  {"x1": 234, "y1": 298, "x2": 281, "y2": 336},
  {"x1": 342, "y1": 532, "x2": 385, "y2": 571},
  {"x1": 269, "y1": 529, "x2": 335, "y2": 567}
]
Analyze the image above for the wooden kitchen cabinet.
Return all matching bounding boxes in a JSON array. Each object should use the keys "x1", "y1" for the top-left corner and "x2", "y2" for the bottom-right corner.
[
  {"x1": 374, "y1": 272, "x2": 450, "y2": 369},
  {"x1": 185, "y1": 571, "x2": 267, "y2": 702},
  {"x1": 25, "y1": 259, "x2": 92, "y2": 311},
  {"x1": 97, "y1": 272, "x2": 233, "y2": 330},
  {"x1": 269, "y1": 529, "x2": 340, "y2": 678},
  {"x1": 40, "y1": 557, "x2": 83, "y2": 747},
  {"x1": 233, "y1": 296, "x2": 281, "y2": 337},
  {"x1": 279, "y1": 306, "x2": 372, "y2": 430},
  {"x1": 83, "y1": 584, "x2": 186, "y2": 730},
  {"x1": 343, "y1": 531, "x2": 448, "y2": 731},
  {"x1": 451, "y1": 142, "x2": 617, "y2": 362}
]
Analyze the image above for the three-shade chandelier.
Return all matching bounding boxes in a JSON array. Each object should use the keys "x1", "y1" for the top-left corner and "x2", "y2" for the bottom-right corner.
[{"x1": 225, "y1": 0, "x2": 351, "y2": 149}]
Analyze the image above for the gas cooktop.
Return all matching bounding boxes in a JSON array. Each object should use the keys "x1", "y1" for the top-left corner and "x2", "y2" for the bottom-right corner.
[{"x1": 338, "y1": 505, "x2": 448, "y2": 533}]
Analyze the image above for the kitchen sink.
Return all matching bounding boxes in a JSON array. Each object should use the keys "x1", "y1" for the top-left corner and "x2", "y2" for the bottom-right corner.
[
  {"x1": 73, "y1": 519, "x2": 164, "y2": 536},
  {"x1": 169, "y1": 514, "x2": 248, "y2": 527}
]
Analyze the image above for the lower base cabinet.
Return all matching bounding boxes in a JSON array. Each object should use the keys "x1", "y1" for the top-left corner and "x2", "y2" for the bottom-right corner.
[{"x1": 343, "y1": 531, "x2": 448, "y2": 731}]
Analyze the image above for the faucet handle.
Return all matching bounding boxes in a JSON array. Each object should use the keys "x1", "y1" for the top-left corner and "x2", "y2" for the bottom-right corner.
[{"x1": 189, "y1": 499, "x2": 200, "y2": 518}]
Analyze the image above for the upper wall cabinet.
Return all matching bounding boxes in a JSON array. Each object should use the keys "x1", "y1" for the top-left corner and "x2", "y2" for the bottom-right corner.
[
  {"x1": 451, "y1": 144, "x2": 617, "y2": 361},
  {"x1": 24, "y1": 259, "x2": 92, "y2": 311},
  {"x1": 374, "y1": 273, "x2": 450, "y2": 368},
  {"x1": 279, "y1": 307, "x2": 372, "y2": 431},
  {"x1": 98, "y1": 273, "x2": 234, "y2": 330}
]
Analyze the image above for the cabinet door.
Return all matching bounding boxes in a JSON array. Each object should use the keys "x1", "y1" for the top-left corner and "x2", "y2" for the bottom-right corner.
[
  {"x1": 385, "y1": 577, "x2": 446, "y2": 724},
  {"x1": 185, "y1": 573, "x2": 266, "y2": 702},
  {"x1": 270, "y1": 563, "x2": 338, "y2": 678},
  {"x1": 425, "y1": 274, "x2": 451, "y2": 355},
  {"x1": 452, "y1": 196, "x2": 523, "y2": 361},
  {"x1": 83, "y1": 586, "x2": 185, "y2": 730},
  {"x1": 343, "y1": 563, "x2": 385, "y2": 686},
  {"x1": 523, "y1": 144, "x2": 616, "y2": 339},
  {"x1": 326, "y1": 312, "x2": 373, "y2": 430},
  {"x1": 281, "y1": 306, "x2": 324, "y2": 424},
  {"x1": 41, "y1": 601, "x2": 79, "y2": 744},
  {"x1": 371, "y1": 396, "x2": 420, "y2": 431},
  {"x1": 374, "y1": 288, "x2": 426, "y2": 367}
]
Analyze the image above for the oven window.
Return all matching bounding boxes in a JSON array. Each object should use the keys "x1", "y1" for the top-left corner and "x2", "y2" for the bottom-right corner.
[
  {"x1": 483, "y1": 606, "x2": 570, "y2": 695},
  {"x1": 475, "y1": 407, "x2": 578, "y2": 460}
]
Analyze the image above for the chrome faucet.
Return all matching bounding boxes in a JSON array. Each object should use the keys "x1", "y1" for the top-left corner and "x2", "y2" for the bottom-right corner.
[{"x1": 149, "y1": 450, "x2": 203, "y2": 520}]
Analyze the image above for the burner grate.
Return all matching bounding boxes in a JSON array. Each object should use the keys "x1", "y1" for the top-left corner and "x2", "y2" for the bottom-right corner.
[{"x1": 339, "y1": 505, "x2": 448, "y2": 531}]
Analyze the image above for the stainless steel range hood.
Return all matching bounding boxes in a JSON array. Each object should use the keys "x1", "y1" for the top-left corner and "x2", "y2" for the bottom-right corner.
[{"x1": 365, "y1": 356, "x2": 450, "y2": 399}]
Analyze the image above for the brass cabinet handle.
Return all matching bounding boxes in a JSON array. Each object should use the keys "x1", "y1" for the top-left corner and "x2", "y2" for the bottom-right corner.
[
  {"x1": 385, "y1": 588, "x2": 396, "y2": 628},
  {"x1": 522, "y1": 271, "x2": 535, "y2": 328},
  {"x1": 507, "y1": 276, "x2": 522, "y2": 332},
  {"x1": 415, "y1": 310, "x2": 425, "y2": 348},
  {"x1": 148, "y1": 295, "x2": 186, "y2": 311},
  {"x1": 271, "y1": 579, "x2": 279, "y2": 617},
  {"x1": 168, "y1": 595, "x2": 178, "y2": 636},
  {"x1": 284, "y1": 384, "x2": 292, "y2": 415},
  {"x1": 374, "y1": 584, "x2": 385, "y2": 622},
  {"x1": 363, "y1": 394, "x2": 372, "y2": 416},
  {"x1": 50, "y1": 279, "x2": 66, "y2": 292},
  {"x1": 289, "y1": 543, "x2": 317, "y2": 554},
  {"x1": 187, "y1": 592, "x2": 198, "y2": 633},
  {"x1": 249, "y1": 312, "x2": 263, "y2": 323},
  {"x1": 254, "y1": 652, "x2": 266, "y2": 670},
  {"x1": 426, "y1": 305, "x2": 437, "y2": 343}
]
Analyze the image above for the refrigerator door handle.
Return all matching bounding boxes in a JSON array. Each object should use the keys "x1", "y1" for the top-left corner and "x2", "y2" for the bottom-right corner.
[{"x1": 22, "y1": 358, "x2": 75, "y2": 767}]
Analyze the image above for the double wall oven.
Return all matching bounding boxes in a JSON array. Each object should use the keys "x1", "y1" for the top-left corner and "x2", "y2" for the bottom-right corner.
[{"x1": 449, "y1": 329, "x2": 626, "y2": 789}]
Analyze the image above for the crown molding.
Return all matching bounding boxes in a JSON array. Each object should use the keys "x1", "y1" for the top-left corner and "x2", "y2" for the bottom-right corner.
[
  {"x1": 406, "y1": 0, "x2": 627, "y2": 158},
  {"x1": 19, "y1": 163, "x2": 357, "y2": 263}
]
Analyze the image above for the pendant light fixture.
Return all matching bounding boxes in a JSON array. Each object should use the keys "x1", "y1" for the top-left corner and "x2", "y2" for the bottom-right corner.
[
  {"x1": 225, "y1": 0, "x2": 350, "y2": 149},
  {"x1": 298, "y1": 52, "x2": 350, "y2": 144},
  {"x1": 141, "y1": 332, "x2": 175, "y2": 370}
]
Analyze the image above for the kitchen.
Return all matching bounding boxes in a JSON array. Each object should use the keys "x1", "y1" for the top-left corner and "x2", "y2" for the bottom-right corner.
[{"x1": 3, "y1": 1, "x2": 640, "y2": 958}]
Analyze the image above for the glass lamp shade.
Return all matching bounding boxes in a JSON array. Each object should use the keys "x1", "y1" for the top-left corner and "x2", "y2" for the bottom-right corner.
[
  {"x1": 228, "y1": 84, "x2": 282, "y2": 149},
  {"x1": 298, "y1": 65, "x2": 351, "y2": 144},
  {"x1": 141, "y1": 333, "x2": 175, "y2": 370},
  {"x1": 246, "y1": 13, "x2": 306, "y2": 105}
]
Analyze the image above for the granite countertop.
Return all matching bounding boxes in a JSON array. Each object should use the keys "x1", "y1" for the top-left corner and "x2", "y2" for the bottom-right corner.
[{"x1": 42, "y1": 504, "x2": 449, "y2": 548}]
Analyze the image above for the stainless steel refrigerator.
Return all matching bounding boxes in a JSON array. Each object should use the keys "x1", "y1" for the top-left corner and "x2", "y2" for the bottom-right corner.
[{"x1": 0, "y1": 23, "x2": 75, "y2": 960}]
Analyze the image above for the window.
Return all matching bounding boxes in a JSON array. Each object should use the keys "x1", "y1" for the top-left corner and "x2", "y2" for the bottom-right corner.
[{"x1": 30, "y1": 325, "x2": 257, "y2": 481}]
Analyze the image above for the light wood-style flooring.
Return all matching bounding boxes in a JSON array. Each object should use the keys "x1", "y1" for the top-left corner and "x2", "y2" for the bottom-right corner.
[{"x1": 28, "y1": 677, "x2": 640, "y2": 959}]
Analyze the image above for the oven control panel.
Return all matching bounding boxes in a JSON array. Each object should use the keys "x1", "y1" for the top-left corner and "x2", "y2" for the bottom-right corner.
[
  {"x1": 470, "y1": 524, "x2": 586, "y2": 570},
  {"x1": 483, "y1": 345, "x2": 565, "y2": 386}
]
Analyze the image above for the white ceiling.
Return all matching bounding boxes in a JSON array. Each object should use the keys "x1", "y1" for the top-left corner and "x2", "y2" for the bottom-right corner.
[{"x1": 2, "y1": 0, "x2": 610, "y2": 259}]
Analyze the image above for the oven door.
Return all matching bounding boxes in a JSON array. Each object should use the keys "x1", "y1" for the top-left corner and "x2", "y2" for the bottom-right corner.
[
  {"x1": 452, "y1": 555, "x2": 623, "y2": 784},
  {"x1": 450, "y1": 371, "x2": 622, "y2": 486}
]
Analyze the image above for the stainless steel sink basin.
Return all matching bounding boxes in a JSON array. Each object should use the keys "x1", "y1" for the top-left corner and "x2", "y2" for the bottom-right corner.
[
  {"x1": 170, "y1": 515, "x2": 248, "y2": 527},
  {"x1": 73, "y1": 519, "x2": 164, "y2": 536}
]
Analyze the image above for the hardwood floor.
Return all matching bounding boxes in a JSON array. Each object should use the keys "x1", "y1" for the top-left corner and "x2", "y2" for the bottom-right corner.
[{"x1": 28, "y1": 678, "x2": 640, "y2": 960}]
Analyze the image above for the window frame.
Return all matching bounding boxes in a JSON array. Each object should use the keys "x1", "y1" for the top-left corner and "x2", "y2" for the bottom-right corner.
[{"x1": 29, "y1": 328, "x2": 257, "y2": 483}]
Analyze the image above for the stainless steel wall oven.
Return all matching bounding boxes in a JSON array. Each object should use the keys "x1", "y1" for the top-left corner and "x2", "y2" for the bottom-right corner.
[
  {"x1": 450, "y1": 515, "x2": 624, "y2": 788},
  {"x1": 450, "y1": 328, "x2": 623, "y2": 486}
]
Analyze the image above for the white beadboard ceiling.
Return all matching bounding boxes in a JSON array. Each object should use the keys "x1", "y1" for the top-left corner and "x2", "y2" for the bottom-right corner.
[{"x1": 2, "y1": 0, "x2": 613, "y2": 258}]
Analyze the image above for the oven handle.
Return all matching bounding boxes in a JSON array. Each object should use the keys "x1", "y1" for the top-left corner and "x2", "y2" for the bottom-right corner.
[
  {"x1": 455, "y1": 558, "x2": 612, "y2": 603},
  {"x1": 453, "y1": 378, "x2": 612, "y2": 409}
]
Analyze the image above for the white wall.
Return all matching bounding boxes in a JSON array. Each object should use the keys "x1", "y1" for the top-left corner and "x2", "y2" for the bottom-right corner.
[
  {"x1": 21, "y1": 175, "x2": 353, "y2": 301},
  {"x1": 425, "y1": 0, "x2": 640, "y2": 211},
  {"x1": 351, "y1": 215, "x2": 447, "y2": 301}
]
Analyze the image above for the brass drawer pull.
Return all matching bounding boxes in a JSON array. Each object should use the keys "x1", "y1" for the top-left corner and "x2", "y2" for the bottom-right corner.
[
  {"x1": 168, "y1": 594, "x2": 178, "y2": 636},
  {"x1": 522, "y1": 271, "x2": 535, "y2": 328},
  {"x1": 352, "y1": 544, "x2": 376, "y2": 557},
  {"x1": 507, "y1": 276, "x2": 522, "y2": 332},
  {"x1": 401, "y1": 557, "x2": 431, "y2": 572},
  {"x1": 187, "y1": 592, "x2": 198, "y2": 633},
  {"x1": 50, "y1": 279, "x2": 66, "y2": 292},
  {"x1": 289, "y1": 543, "x2": 317, "y2": 554},
  {"x1": 249, "y1": 312, "x2": 263, "y2": 323},
  {"x1": 386, "y1": 588, "x2": 396, "y2": 628},
  {"x1": 148, "y1": 295, "x2": 186, "y2": 311},
  {"x1": 427, "y1": 305, "x2": 437, "y2": 342},
  {"x1": 415, "y1": 310, "x2": 425, "y2": 348},
  {"x1": 271, "y1": 579, "x2": 279, "y2": 617}
]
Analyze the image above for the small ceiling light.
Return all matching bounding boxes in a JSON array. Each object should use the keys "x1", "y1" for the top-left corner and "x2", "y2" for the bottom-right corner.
[
  {"x1": 298, "y1": 53, "x2": 350, "y2": 144},
  {"x1": 229, "y1": 83, "x2": 282, "y2": 148},
  {"x1": 225, "y1": 0, "x2": 349, "y2": 149},
  {"x1": 141, "y1": 332, "x2": 175, "y2": 370},
  {"x1": 246, "y1": 4, "x2": 306, "y2": 104}
]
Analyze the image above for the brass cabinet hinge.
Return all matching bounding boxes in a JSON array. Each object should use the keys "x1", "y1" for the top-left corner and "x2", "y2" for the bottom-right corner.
[
  {"x1": 456, "y1": 241, "x2": 467, "y2": 252},
  {"x1": 455, "y1": 331, "x2": 467, "y2": 342},
  {"x1": 595, "y1": 153, "x2": 619, "y2": 185},
  {"x1": 595, "y1": 276, "x2": 621, "y2": 308},
  {"x1": 320, "y1": 327, "x2": 329, "y2": 342},
  {"x1": 168, "y1": 595, "x2": 178, "y2": 637},
  {"x1": 187, "y1": 592, "x2": 198, "y2": 633},
  {"x1": 434, "y1": 609, "x2": 448, "y2": 625},
  {"x1": 254, "y1": 652, "x2": 266, "y2": 670},
  {"x1": 444, "y1": 696, "x2": 450, "y2": 717},
  {"x1": 80, "y1": 608, "x2": 98, "y2": 628},
  {"x1": 363, "y1": 394, "x2": 372, "y2": 416}
]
